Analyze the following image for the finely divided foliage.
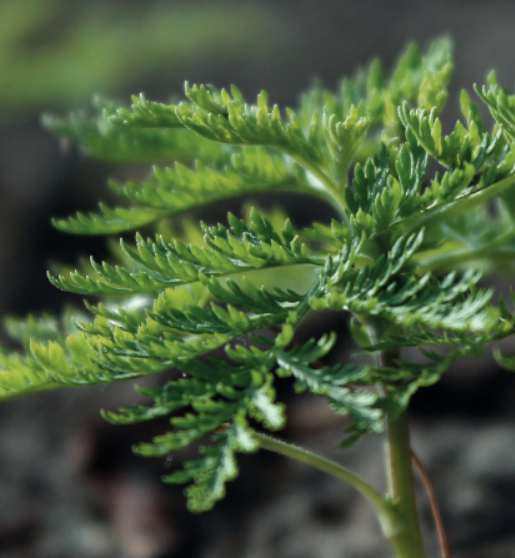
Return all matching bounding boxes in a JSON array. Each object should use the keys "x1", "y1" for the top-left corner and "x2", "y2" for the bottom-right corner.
[{"x1": 5, "y1": 37, "x2": 515, "y2": 513}]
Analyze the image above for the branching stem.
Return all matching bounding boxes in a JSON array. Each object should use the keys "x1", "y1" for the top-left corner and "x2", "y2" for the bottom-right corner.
[
  {"x1": 399, "y1": 171, "x2": 515, "y2": 237},
  {"x1": 253, "y1": 431, "x2": 404, "y2": 540},
  {"x1": 418, "y1": 228, "x2": 515, "y2": 272}
]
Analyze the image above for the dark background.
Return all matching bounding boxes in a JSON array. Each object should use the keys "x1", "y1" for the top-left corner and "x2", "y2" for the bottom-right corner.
[{"x1": 2, "y1": 1, "x2": 515, "y2": 556}]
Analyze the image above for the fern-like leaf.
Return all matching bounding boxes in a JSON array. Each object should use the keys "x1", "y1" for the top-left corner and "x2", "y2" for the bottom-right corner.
[
  {"x1": 49, "y1": 211, "x2": 325, "y2": 295},
  {"x1": 52, "y1": 148, "x2": 319, "y2": 235}
]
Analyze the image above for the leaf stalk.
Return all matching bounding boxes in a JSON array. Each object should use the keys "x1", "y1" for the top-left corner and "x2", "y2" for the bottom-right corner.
[{"x1": 253, "y1": 431, "x2": 404, "y2": 541}]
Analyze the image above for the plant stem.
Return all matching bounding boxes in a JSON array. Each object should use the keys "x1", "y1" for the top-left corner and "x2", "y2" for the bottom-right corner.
[
  {"x1": 418, "y1": 228, "x2": 515, "y2": 273},
  {"x1": 385, "y1": 409, "x2": 426, "y2": 558},
  {"x1": 253, "y1": 431, "x2": 404, "y2": 541},
  {"x1": 366, "y1": 320, "x2": 426, "y2": 558},
  {"x1": 398, "y1": 171, "x2": 515, "y2": 237},
  {"x1": 411, "y1": 450, "x2": 452, "y2": 558}
]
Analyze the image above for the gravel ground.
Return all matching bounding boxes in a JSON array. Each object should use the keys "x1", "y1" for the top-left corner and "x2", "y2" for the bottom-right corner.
[{"x1": 2, "y1": 384, "x2": 515, "y2": 557}]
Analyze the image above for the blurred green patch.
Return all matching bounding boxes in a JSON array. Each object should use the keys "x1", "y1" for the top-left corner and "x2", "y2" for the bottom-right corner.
[{"x1": 0, "y1": 0, "x2": 284, "y2": 116}]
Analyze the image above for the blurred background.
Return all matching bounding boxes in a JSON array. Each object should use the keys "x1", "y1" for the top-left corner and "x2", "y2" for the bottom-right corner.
[{"x1": 2, "y1": 1, "x2": 515, "y2": 556}]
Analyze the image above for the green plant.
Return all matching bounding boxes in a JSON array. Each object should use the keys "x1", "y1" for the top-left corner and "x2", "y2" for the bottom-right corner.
[{"x1": 4, "y1": 37, "x2": 515, "y2": 557}]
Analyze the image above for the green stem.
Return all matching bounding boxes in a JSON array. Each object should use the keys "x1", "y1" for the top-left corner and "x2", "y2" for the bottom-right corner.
[
  {"x1": 366, "y1": 322, "x2": 426, "y2": 558},
  {"x1": 383, "y1": 171, "x2": 515, "y2": 239},
  {"x1": 253, "y1": 431, "x2": 404, "y2": 541},
  {"x1": 288, "y1": 152, "x2": 349, "y2": 220},
  {"x1": 418, "y1": 227, "x2": 515, "y2": 272},
  {"x1": 385, "y1": 409, "x2": 426, "y2": 558}
]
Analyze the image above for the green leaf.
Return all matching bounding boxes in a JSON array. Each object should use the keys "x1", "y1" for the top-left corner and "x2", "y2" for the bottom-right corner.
[
  {"x1": 43, "y1": 96, "x2": 225, "y2": 164},
  {"x1": 175, "y1": 83, "x2": 337, "y2": 191},
  {"x1": 109, "y1": 94, "x2": 184, "y2": 129},
  {"x1": 276, "y1": 334, "x2": 383, "y2": 442},
  {"x1": 49, "y1": 211, "x2": 325, "y2": 295},
  {"x1": 53, "y1": 148, "x2": 318, "y2": 235}
]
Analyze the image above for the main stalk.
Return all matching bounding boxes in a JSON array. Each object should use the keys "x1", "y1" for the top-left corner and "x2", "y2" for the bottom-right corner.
[
  {"x1": 368, "y1": 322, "x2": 426, "y2": 558},
  {"x1": 385, "y1": 409, "x2": 426, "y2": 558}
]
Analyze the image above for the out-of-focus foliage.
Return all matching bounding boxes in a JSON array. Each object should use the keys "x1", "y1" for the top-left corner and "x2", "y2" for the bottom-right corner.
[{"x1": 0, "y1": 0, "x2": 282, "y2": 116}]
